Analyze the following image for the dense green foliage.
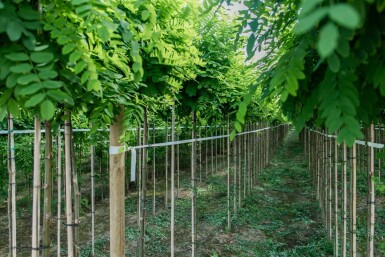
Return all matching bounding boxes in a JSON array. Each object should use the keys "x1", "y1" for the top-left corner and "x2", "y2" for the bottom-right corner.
[{"x1": 202, "y1": 0, "x2": 385, "y2": 145}]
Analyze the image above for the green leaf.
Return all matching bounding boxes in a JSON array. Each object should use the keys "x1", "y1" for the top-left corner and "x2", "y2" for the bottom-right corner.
[
  {"x1": 81, "y1": 71, "x2": 90, "y2": 84},
  {"x1": 69, "y1": 51, "x2": 82, "y2": 62},
  {"x1": 62, "y1": 43, "x2": 76, "y2": 55},
  {"x1": 317, "y1": 22, "x2": 339, "y2": 58},
  {"x1": 336, "y1": 37, "x2": 350, "y2": 57},
  {"x1": 0, "y1": 89, "x2": 13, "y2": 106},
  {"x1": 97, "y1": 27, "x2": 110, "y2": 42},
  {"x1": 17, "y1": 74, "x2": 39, "y2": 85},
  {"x1": 40, "y1": 99, "x2": 55, "y2": 120},
  {"x1": 6, "y1": 21, "x2": 23, "y2": 41},
  {"x1": 377, "y1": 0, "x2": 385, "y2": 12},
  {"x1": 10, "y1": 63, "x2": 33, "y2": 73},
  {"x1": 294, "y1": 8, "x2": 328, "y2": 34},
  {"x1": 42, "y1": 80, "x2": 62, "y2": 89},
  {"x1": 230, "y1": 130, "x2": 236, "y2": 141},
  {"x1": 300, "y1": 0, "x2": 324, "y2": 15},
  {"x1": 71, "y1": 0, "x2": 88, "y2": 5},
  {"x1": 39, "y1": 70, "x2": 58, "y2": 80},
  {"x1": 329, "y1": 4, "x2": 360, "y2": 29},
  {"x1": 246, "y1": 34, "x2": 255, "y2": 60},
  {"x1": 18, "y1": 7, "x2": 40, "y2": 20},
  {"x1": 87, "y1": 79, "x2": 101, "y2": 91},
  {"x1": 5, "y1": 52, "x2": 29, "y2": 61},
  {"x1": 24, "y1": 93, "x2": 45, "y2": 108},
  {"x1": 141, "y1": 10, "x2": 150, "y2": 21},
  {"x1": 327, "y1": 53, "x2": 340, "y2": 73},
  {"x1": 132, "y1": 62, "x2": 141, "y2": 73},
  {"x1": 47, "y1": 90, "x2": 74, "y2": 105},
  {"x1": 30, "y1": 52, "x2": 54, "y2": 63},
  {"x1": 17, "y1": 82, "x2": 43, "y2": 95},
  {"x1": 6, "y1": 73, "x2": 19, "y2": 88},
  {"x1": 7, "y1": 98, "x2": 19, "y2": 118},
  {"x1": 235, "y1": 121, "x2": 242, "y2": 132},
  {"x1": 286, "y1": 74, "x2": 299, "y2": 96},
  {"x1": 0, "y1": 107, "x2": 6, "y2": 122},
  {"x1": 75, "y1": 61, "x2": 87, "y2": 74}
]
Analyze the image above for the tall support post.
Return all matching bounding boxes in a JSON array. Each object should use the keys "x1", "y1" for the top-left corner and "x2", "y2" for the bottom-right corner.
[
  {"x1": 139, "y1": 110, "x2": 149, "y2": 257},
  {"x1": 57, "y1": 132, "x2": 62, "y2": 257},
  {"x1": 367, "y1": 124, "x2": 375, "y2": 257},
  {"x1": 227, "y1": 114, "x2": 231, "y2": 231},
  {"x1": 342, "y1": 143, "x2": 347, "y2": 257},
  {"x1": 171, "y1": 105, "x2": 176, "y2": 257},
  {"x1": 233, "y1": 136, "x2": 237, "y2": 219},
  {"x1": 191, "y1": 111, "x2": 197, "y2": 257},
  {"x1": 32, "y1": 117, "x2": 42, "y2": 257},
  {"x1": 90, "y1": 140, "x2": 95, "y2": 256},
  {"x1": 350, "y1": 143, "x2": 357, "y2": 257},
  {"x1": 333, "y1": 135, "x2": 338, "y2": 257},
  {"x1": 153, "y1": 119, "x2": 156, "y2": 215},
  {"x1": 8, "y1": 114, "x2": 16, "y2": 257},
  {"x1": 43, "y1": 121, "x2": 53, "y2": 257}
]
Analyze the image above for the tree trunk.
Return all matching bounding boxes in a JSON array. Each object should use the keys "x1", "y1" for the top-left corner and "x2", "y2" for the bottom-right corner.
[
  {"x1": 8, "y1": 114, "x2": 16, "y2": 257},
  {"x1": 137, "y1": 126, "x2": 142, "y2": 227},
  {"x1": 233, "y1": 136, "x2": 237, "y2": 219},
  {"x1": 333, "y1": 135, "x2": 338, "y2": 257},
  {"x1": 191, "y1": 111, "x2": 197, "y2": 257},
  {"x1": 139, "y1": 109, "x2": 148, "y2": 257},
  {"x1": 31, "y1": 116, "x2": 42, "y2": 257},
  {"x1": 43, "y1": 121, "x2": 53, "y2": 257},
  {"x1": 109, "y1": 111, "x2": 126, "y2": 257},
  {"x1": 165, "y1": 120, "x2": 169, "y2": 208}
]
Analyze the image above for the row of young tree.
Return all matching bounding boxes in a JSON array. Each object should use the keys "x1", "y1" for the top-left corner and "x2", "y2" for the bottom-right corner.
[{"x1": 0, "y1": 0, "x2": 287, "y2": 256}]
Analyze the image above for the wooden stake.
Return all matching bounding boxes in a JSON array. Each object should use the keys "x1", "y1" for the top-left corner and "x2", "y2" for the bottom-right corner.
[
  {"x1": 342, "y1": 143, "x2": 347, "y2": 257},
  {"x1": 153, "y1": 119, "x2": 156, "y2": 215},
  {"x1": 90, "y1": 141, "x2": 95, "y2": 256},
  {"x1": 57, "y1": 132, "x2": 62, "y2": 257},
  {"x1": 139, "y1": 109, "x2": 148, "y2": 257},
  {"x1": 350, "y1": 143, "x2": 357, "y2": 257},
  {"x1": 7, "y1": 114, "x2": 16, "y2": 257},
  {"x1": 334, "y1": 135, "x2": 339, "y2": 257},
  {"x1": 227, "y1": 114, "x2": 231, "y2": 231},
  {"x1": 171, "y1": 105, "x2": 175, "y2": 257},
  {"x1": 43, "y1": 121, "x2": 53, "y2": 257}
]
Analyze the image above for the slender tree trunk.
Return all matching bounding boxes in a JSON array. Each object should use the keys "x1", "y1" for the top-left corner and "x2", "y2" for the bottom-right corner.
[
  {"x1": 243, "y1": 130, "x2": 247, "y2": 200},
  {"x1": 109, "y1": 111, "x2": 126, "y2": 257},
  {"x1": 139, "y1": 109, "x2": 148, "y2": 257},
  {"x1": 191, "y1": 111, "x2": 197, "y2": 257},
  {"x1": 32, "y1": 116, "x2": 42, "y2": 257},
  {"x1": 350, "y1": 143, "x2": 357, "y2": 257},
  {"x1": 57, "y1": 132, "x2": 62, "y2": 256},
  {"x1": 43, "y1": 121, "x2": 53, "y2": 257},
  {"x1": 177, "y1": 131, "x2": 180, "y2": 198},
  {"x1": 205, "y1": 125, "x2": 208, "y2": 178},
  {"x1": 90, "y1": 141, "x2": 95, "y2": 256},
  {"x1": 211, "y1": 128, "x2": 214, "y2": 175},
  {"x1": 8, "y1": 114, "x2": 16, "y2": 257},
  {"x1": 367, "y1": 124, "x2": 375, "y2": 257},
  {"x1": 327, "y1": 136, "x2": 332, "y2": 240},
  {"x1": 238, "y1": 134, "x2": 242, "y2": 208},
  {"x1": 199, "y1": 127, "x2": 202, "y2": 183},
  {"x1": 227, "y1": 114, "x2": 231, "y2": 231},
  {"x1": 171, "y1": 105, "x2": 176, "y2": 257}
]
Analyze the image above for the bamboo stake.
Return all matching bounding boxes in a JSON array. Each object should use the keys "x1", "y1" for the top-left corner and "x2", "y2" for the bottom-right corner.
[
  {"x1": 153, "y1": 119, "x2": 156, "y2": 215},
  {"x1": 165, "y1": 120, "x2": 169, "y2": 208},
  {"x1": 171, "y1": 105, "x2": 176, "y2": 257},
  {"x1": 238, "y1": 134, "x2": 242, "y2": 208},
  {"x1": 328, "y1": 136, "x2": 332, "y2": 240},
  {"x1": 8, "y1": 114, "x2": 16, "y2": 257},
  {"x1": 342, "y1": 143, "x2": 347, "y2": 257},
  {"x1": 43, "y1": 121, "x2": 53, "y2": 257},
  {"x1": 139, "y1": 109, "x2": 148, "y2": 257},
  {"x1": 57, "y1": 131, "x2": 62, "y2": 256},
  {"x1": 191, "y1": 111, "x2": 197, "y2": 257},
  {"x1": 243, "y1": 129, "x2": 247, "y2": 200},
  {"x1": 367, "y1": 124, "x2": 375, "y2": 257},
  {"x1": 90, "y1": 141, "x2": 95, "y2": 256},
  {"x1": 233, "y1": 136, "x2": 237, "y2": 219},
  {"x1": 138, "y1": 126, "x2": 142, "y2": 226},
  {"x1": 177, "y1": 131, "x2": 180, "y2": 198},
  {"x1": 70, "y1": 121, "x2": 80, "y2": 257},
  {"x1": 350, "y1": 143, "x2": 357, "y2": 257},
  {"x1": 227, "y1": 114, "x2": 231, "y2": 231},
  {"x1": 32, "y1": 116, "x2": 42, "y2": 257},
  {"x1": 334, "y1": 135, "x2": 339, "y2": 257}
]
